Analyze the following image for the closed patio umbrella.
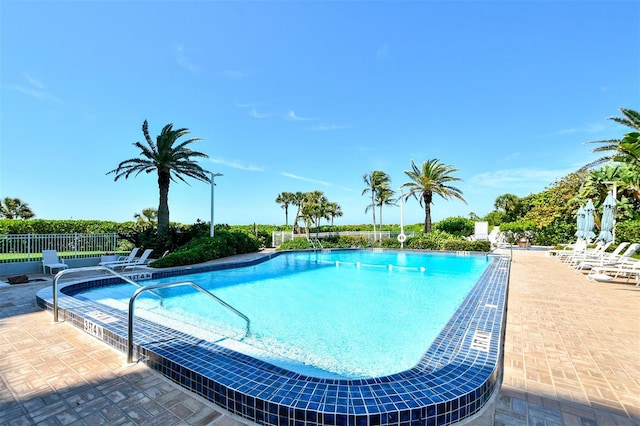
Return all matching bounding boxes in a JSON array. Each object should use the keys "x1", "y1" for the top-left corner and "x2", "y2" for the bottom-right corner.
[
  {"x1": 575, "y1": 206, "x2": 585, "y2": 239},
  {"x1": 582, "y1": 199, "x2": 596, "y2": 241},
  {"x1": 597, "y1": 192, "x2": 616, "y2": 243}
]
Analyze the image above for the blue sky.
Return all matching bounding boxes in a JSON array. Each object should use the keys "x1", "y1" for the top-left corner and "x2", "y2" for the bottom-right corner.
[{"x1": 2, "y1": 1, "x2": 638, "y2": 227}]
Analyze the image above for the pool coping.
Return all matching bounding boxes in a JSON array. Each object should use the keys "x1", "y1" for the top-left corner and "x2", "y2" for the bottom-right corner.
[{"x1": 36, "y1": 249, "x2": 510, "y2": 426}]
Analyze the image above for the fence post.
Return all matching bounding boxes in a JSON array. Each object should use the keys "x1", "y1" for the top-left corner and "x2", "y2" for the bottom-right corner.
[{"x1": 28, "y1": 233, "x2": 32, "y2": 261}]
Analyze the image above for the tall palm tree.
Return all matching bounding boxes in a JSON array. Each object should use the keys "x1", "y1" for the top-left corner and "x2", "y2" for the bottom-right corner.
[
  {"x1": 363, "y1": 170, "x2": 391, "y2": 240},
  {"x1": 108, "y1": 120, "x2": 210, "y2": 238},
  {"x1": 402, "y1": 158, "x2": 466, "y2": 233},
  {"x1": 291, "y1": 191, "x2": 307, "y2": 233},
  {"x1": 275, "y1": 191, "x2": 295, "y2": 226},
  {"x1": 0, "y1": 197, "x2": 35, "y2": 219},
  {"x1": 326, "y1": 202, "x2": 343, "y2": 227},
  {"x1": 376, "y1": 186, "x2": 397, "y2": 239},
  {"x1": 582, "y1": 108, "x2": 640, "y2": 170}
]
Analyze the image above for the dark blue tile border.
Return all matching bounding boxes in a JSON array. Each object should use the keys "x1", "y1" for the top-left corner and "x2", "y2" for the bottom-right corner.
[{"x1": 36, "y1": 250, "x2": 510, "y2": 426}]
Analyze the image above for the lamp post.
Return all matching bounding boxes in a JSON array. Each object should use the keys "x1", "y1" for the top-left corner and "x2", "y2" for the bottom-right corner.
[
  {"x1": 398, "y1": 188, "x2": 406, "y2": 249},
  {"x1": 210, "y1": 172, "x2": 223, "y2": 237}
]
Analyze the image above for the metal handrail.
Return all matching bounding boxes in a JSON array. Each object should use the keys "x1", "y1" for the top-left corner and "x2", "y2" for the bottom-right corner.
[
  {"x1": 52, "y1": 266, "x2": 161, "y2": 323},
  {"x1": 127, "y1": 280, "x2": 251, "y2": 364}
]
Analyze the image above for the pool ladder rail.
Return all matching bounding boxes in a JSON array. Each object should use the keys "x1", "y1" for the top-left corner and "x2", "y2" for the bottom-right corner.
[
  {"x1": 50, "y1": 267, "x2": 251, "y2": 365},
  {"x1": 52, "y1": 266, "x2": 163, "y2": 323},
  {"x1": 127, "y1": 280, "x2": 251, "y2": 364}
]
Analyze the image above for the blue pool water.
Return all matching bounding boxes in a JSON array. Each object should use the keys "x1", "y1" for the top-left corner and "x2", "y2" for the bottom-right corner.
[{"x1": 76, "y1": 250, "x2": 490, "y2": 379}]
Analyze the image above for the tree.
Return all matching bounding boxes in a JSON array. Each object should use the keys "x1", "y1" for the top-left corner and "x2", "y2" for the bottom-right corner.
[
  {"x1": 402, "y1": 159, "x2": 466, "y2": 233},
  {"x1": 291, "y1": 191, "x2": 307, "y2": 233},
  {"x1": 494, "y1": 193, "x2": 521, "y2": 222},
  {"x1": 363, "y1": 170, "x2": 391, "y2": 240},
  {"x1": 0, "y1": 197, "x2": 35, "y2": 219},
  {"x1": 326, "y1": 202, "x2": 343, "y2": 227},
  {"x1": 376, "y1": 186, "x2": 397, "y2": 239},
  {"x1": 108, "y1": 120, "x2": 210, "y2": 239},
  {"x1": 582, "y1": 108, "x2": 640, "y2": 170},
  {"x1": 275, "y1": 191, "x2": 295, "y2": 226},
  {"x1": 133, "y1": 207, "x2": 158, "y2": 231}
]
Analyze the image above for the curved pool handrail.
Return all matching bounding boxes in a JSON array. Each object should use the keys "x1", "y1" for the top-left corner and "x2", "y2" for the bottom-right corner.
[
  {"x1": 52, "y1": 266, "x2": 160, "y2": 323},
  {"x1": 127, "y1": 280, "x2": 251, "y2": 364}
]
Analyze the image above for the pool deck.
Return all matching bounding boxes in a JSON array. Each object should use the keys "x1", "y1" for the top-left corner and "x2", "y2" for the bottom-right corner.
[{"x1": 1, "y1": 249, "x2": 638, "y2": 425}]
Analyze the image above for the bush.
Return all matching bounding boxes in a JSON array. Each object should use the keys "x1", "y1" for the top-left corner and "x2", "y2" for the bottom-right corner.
[
  {"x1": 441, "y1": 240, "x2": 491, "y2": 251},
  {"x1": 277, "y1": 238, "x2": 312, "y2": 251},
  {"x1": 434, "y1": 216, "x2": 474, "y2": 237},
  {"x1": 150, "y1": 230, "x2": 260, "y2": 268},
  {"x1": 616, "y1": 220, "x2": 640, "y2": 244},
  {"x1": 405, "y1": 230, "x2": 454, "y2": 250}
]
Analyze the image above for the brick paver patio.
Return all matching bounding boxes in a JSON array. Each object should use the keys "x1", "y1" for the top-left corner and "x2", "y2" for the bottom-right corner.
[{"x1": 1, "y1": 249, "x2": 638, "y2": 425}]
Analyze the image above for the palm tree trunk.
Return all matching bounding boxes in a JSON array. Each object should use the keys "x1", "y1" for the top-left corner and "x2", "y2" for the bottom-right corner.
[
  {"x1": 157, "y1": 169, "x2": 171, "y2": 238},
  {"x1": 423, "y1": 192, "x2": 432, "y2": 233},
  {"x1": 371, "y1": 193, "x2": 377, "y2": 242},
  {"x1": 379, "y1": 204, "x2": 383, "y2": 241}
]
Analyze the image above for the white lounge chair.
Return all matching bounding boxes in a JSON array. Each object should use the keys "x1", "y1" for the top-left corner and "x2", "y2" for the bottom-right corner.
[
  {"x1": 105, "y1": 248, "x2": 153, "y2": 271},
  {"x1": 471, "y1": 221, "x2": 489, "y2": 241},
  {"x1": 42, "y1": 250, "x2": 69, "y2": 274},
  {"x1": 99, "y1": 247, "x2": 139, "y2": 267},
  {"x1": 566, "y1": 241, "x2": 613, "y2": 267},
  {"x1": 549, "y1": 239, "x2": 588, "y2": 260},
  {"x1": 587, "y1": 259, "x2": 640, "y2": 285},
  {"x1": 575, "y1": 243, "x2": 639, "y2": 272}
]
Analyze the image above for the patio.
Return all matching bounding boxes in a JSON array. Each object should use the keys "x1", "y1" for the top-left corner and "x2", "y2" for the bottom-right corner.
[{"x1": 0, "y1": 249, "x2": 638, "y2": 425}]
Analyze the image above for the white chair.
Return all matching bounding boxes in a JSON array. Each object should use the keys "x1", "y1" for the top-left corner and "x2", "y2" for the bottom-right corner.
[
  {"x1": 99, "y1": 247, "x2": 139, "y2": 267},
  {"x1": 576, "y1": 243, "x2": 639, "y2": 272},
  {"x1": 471, "y1": 221, "x2": 489, "y2": 241},
  {"x1": 42, "y1": 250, "x2": 69, "y2": 274},
  {"x1": 587, "y1": 259, "x2": 640, "y2": 285},
  {"x1": 105, "y1": 248, "x2": 153, "y2": 271}
]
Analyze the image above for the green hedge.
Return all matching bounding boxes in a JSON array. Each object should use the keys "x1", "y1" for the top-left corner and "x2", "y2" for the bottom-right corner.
[
  {"x1": 616, "y1": 220, "x2": 640, "y2": 244},
  {"x1": 150, "y1": 231, "x2": 260, "y2": 268}
]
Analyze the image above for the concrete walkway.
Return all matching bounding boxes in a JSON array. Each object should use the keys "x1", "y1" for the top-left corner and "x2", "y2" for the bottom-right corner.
[{"x1": 0, "y1": 250, "x2": 638, "y2": 425}]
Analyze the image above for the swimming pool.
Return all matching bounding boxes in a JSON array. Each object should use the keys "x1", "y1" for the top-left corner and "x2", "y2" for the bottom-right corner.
[
  {"x1": 37, "y1": 249, "x2": 510, "y2": 426},
  {"x1": 72, "y1": 250, "x2": 489, "y2": 379}
]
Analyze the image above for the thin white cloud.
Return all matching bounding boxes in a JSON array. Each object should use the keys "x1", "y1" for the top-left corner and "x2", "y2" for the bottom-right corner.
[
  {"x1": 286, "y1": 110, "x2": 318, "y2": 121},
  {"x1": 6, "y1": 73, "x2": 63, "y2": 104},
  {"x1": 280, "y1": 172, "x2": 330, "y2": 186},
  {"x1": 234, "y1": 101, "x2": 262, "y2": 108},
  {"x1": 249, "y1": 108, "x2": 271, "y2": 119},
  {"x1": 468, "y1": 168, "x2": 572, "y2": 190},
  {"x1": 23, "y1": 72, "x2": 44, "y2": 89},
  {"x1": 498, "y1": 152, "x2": 521, "y2": 163},
  {"x1": 175, "y1": 44, "x2": 201, "y2": 73},
  {"x1": 210, "y1": 157, "x2": 264, "y2": 172},
  {"x1": 310, "y1": 124, "x2": 350, "y2": 131},
  {"x1": 221, "y1": 70, "x2": 248, "y2": 80},
  {"x1": 550, "y1": 123, "x2": 605, "y2": 136},
  {"x1": 377, "y1": 43, "x2": 390, "y2": 60}
]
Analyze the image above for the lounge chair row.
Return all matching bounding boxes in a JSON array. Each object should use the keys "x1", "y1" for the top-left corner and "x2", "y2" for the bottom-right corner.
[
  {"x1": 42, "y1": 247, "x2": 154, "y2": 274},
  {"x1": 551, "y1": 241, "x2": 640, "y2": 286}
]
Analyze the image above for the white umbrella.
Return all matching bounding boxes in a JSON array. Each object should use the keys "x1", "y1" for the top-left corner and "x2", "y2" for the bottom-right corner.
[
  {"x1": 582, "y1": 199, "x2": 596, "y2": 241},
  {"x1": 575, "y1": 206, "x2": 585, "y2": 239},
  {"x1": 597, "y1": 192, "x2": 616, "y2": 243}
]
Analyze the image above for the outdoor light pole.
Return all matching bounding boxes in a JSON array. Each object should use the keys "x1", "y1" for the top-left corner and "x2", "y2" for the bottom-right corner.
[
  {"x1": 210, "y1": 172, "x2": 223, "y2": 237},
  {"x1": 398, "y1": 188, "x2": 406, "y2": 249}
]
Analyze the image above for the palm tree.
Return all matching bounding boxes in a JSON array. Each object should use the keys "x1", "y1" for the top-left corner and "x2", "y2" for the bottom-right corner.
[
  {"x1": 494, "y1": 193, "x2": 520, "y2": 222},
  {"x1": 582, "y1": 108, "x2": 640, "y2": 170},
  {"x1": 376, "y1": 186, "x2": 397, "y2": 239},
  {"x1": 326, "y1": 202, "x2": 343, "y2": 227},
  {"x1": 363, "y1": 170, "x2": 391, "y2": 240},
  {"x1": 275, "y1": 192, "x2": 295, "y2": 226},
  {"x1": 133, "y1": 207, "x2": 158, "y2": 231},
  {"x1": 108, "y1": 120, "x2": 210, "y2": 238},
  {"x1": 291, "y1": 191, "x2": 307, "y2": 233},
  {"x1": 402, "y1": 158, "x2": 467, "y2": 233},
  {"x1": 0, "y1": 197, "x2": 35, "y2": 219}
]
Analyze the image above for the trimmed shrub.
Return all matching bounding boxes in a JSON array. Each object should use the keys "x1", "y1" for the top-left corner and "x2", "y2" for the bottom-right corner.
[
  {"x1": 434, "y1": 216, "x2": 474, "y2": 237},
  {"x1": 150, "y1": 230, "x2": 260, "y2": 268},
  {"x1": 616, "y1": 220, "x2": 640, "y2": 244},
  {"x1": 442, "y1": 240, "x2": 491, "y2": 252}
]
